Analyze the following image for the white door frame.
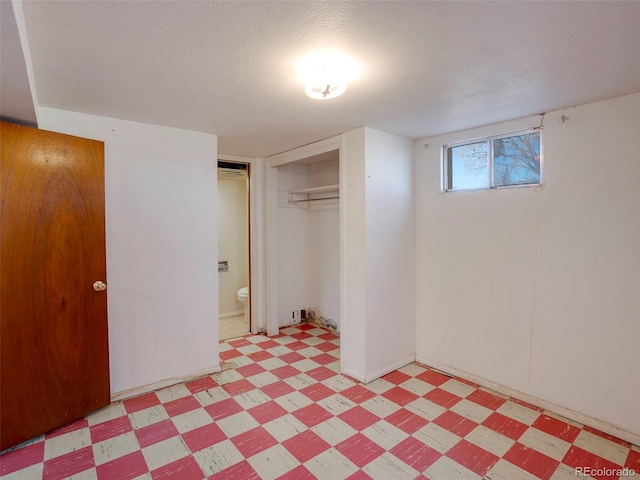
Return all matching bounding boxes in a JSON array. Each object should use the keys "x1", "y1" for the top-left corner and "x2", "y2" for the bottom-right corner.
[{"x1": 218, "y1": 153, "x2": 266, "y2": 335}]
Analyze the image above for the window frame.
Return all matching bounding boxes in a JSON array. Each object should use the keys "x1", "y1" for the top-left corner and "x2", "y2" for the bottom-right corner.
[{"x1": 441, "y1": 128, "x2": 543, "y2": 192}]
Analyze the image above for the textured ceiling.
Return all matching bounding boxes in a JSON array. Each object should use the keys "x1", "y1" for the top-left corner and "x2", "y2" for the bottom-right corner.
[{"x1": 4, "y1": 1, "x2": 640, "y2": 157}]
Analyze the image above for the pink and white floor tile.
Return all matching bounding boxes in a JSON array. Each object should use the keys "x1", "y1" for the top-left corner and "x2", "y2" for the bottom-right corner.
[{"x1": 1, "y1": 323, "x2": 638, "y2": 480}]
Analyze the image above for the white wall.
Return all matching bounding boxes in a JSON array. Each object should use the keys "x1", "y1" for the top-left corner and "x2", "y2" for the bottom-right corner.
[
  {"x1": 341, "y1": 129, "x2": 367, "y2": 377},
  {"x1": 415, "y1": 93, "x2": 640, "y2": 441},
  {"x1": 276, "y1": 163, "x2": 312, "y2": 325},
  {"x1": 217, "y1": 176, "x2": 248, "y2": 316},
  {"x1": 342, "y1": 128, "x2": 416, "y2": 382},
  {"x1": 308, "y1": 159, "x2": 340, "y2": 328},
  {"x1": 38, "y1": 108, "x2": 219, "y2": 395}
]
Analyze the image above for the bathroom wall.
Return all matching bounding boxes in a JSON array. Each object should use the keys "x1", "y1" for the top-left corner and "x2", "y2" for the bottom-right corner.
[
  {"x1": 415, "y1": 93, "x2": 640, "y2": 442},
  {"x1": 217, "y1": 175, "x2": 248, "y2": 317},
  {"x1": 38, "y1": 107, "x2": 219, "y2": 395}
]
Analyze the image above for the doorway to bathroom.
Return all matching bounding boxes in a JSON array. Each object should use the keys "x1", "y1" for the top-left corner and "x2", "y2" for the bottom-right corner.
[{"x1": 218, "y1": 161, "x2": 251, "y2": 340}]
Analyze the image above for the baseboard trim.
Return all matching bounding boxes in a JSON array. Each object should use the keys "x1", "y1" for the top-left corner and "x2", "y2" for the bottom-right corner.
[
  {"x1": 415, "y1": 355, "x2": 639, "y2": 447},
  {"x1": 110, "y1": 365, "x2": 222, "y2": 402},
  {"x1": 219, "y1": 310, "x2": 244, "y2": 319},
  {"x1": 343, "y1": 356, "x2": 415, "y2": 385},
  {"x1": 341, "y1": 368, "x2": 366, "y2": 383},
  {"x1": 305, "y1": 319, "x2": 339, "y2": 333}
]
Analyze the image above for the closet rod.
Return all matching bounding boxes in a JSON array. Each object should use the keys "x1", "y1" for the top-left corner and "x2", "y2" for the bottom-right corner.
[{"x1": 289, "y1": 196, "x2": 339, "y2": 203}]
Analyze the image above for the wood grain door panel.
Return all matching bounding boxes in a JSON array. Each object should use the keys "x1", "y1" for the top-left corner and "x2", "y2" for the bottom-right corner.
[{"x1": 1, "y1": 122, "x2": 110, "y2": 451}]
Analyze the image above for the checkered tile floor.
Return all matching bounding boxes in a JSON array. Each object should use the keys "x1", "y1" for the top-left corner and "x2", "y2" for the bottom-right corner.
[{"x1": 1, "y1": 323, "x2": 638, "y2": 479}]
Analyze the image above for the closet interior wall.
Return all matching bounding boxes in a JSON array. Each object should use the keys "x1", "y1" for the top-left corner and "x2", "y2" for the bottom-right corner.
[{"x1": 276, "y1": 157, "x2": 340, "y2": 330}]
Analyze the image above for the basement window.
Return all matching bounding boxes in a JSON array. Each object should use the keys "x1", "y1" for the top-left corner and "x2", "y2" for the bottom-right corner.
[{"x1": 443, "y1": 129, "x2": 542, "y2": 191}]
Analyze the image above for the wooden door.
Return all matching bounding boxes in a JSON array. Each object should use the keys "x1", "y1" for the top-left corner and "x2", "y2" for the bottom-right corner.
[{"x1": 1, "y1": 122, "x2": 110, "y2": 451}]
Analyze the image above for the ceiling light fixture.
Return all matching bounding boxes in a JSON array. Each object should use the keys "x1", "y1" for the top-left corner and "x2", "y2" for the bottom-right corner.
[
  {"x1": 304, "y1": 66, "x2": 347, "y2": 100},
  {"x1": 299, "y1": 53, "x2": 359, "y2": 100}
]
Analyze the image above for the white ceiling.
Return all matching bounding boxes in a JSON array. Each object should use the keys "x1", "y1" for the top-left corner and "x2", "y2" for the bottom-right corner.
[{"x1": 3, "y1": 1, "x2": 640, "y2": 157}]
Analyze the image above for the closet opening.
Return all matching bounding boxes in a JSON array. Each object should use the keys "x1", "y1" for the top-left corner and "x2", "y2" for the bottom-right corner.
[
  {"x1": 267, "y1": 142, "x2": 341, "y2": 337},
  {"x1": 217, "y1": 160, "x2": 251, "y2": 340}
]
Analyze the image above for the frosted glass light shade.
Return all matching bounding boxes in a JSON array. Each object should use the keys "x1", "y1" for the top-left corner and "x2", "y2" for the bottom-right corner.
[
  {"x1": 299, "y1": 53, "x2": 358, "y2": 100},
  {"x1": 304, "y1": 79, "x2": 347, "y2": 99}
]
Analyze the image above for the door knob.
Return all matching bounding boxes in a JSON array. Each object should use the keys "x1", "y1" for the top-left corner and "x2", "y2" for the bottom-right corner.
[{"x1": 93, "y1": 281, "x2": 107, "y2": 291}]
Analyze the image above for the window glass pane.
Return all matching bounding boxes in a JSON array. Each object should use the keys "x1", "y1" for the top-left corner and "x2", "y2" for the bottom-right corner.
[
  {"x1": 447, "y1": 141, "x2": 488, "y2": 190},
  {"x1": 493, "y1": 132, "x2": 540, "y2": 186}
]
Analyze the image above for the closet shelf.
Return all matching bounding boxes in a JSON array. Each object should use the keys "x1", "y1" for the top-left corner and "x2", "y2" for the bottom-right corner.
[
  {"x1": 288, "y1": 184, "x2": 339, "y2": 204},
  {"x1": 289, "y1": 184, "x2": 339, "y2": 195}
]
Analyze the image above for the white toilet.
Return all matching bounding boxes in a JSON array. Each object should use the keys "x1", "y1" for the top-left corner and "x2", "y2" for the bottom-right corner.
[{"x1": 237, "y1": 287, "x2": 249, "y2": 321}]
